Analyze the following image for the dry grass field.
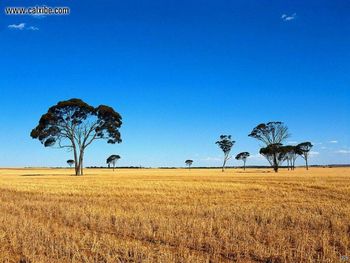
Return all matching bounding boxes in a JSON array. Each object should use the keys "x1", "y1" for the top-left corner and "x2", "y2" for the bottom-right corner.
[{"x1": 0, "y1": 167, "x2": 349, "y2": 262}]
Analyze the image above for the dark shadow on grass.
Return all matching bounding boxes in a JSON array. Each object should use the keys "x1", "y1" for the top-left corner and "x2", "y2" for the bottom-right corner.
[
  {"x1": 236, "y1": 170, "x2": 272, "y2": 173},
  {"x1": 20, "y1": 174, "x2": 73, "y2": 177}
]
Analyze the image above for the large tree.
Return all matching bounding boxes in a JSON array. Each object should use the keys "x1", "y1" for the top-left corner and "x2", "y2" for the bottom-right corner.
[
  {"x1": 259, "y1": 143, "x2": 287, "y2": 172},
  {"x1": 249, "y1": 122, "x2": 289, "y2": 172},
  {"x1": 31, "y1": 98, "x2": 122, "y2": 175},
  {"x1": 235, "y1": 152, "x2": 250, "y2": 170},
  {"x1": 297, "y1": 142, "x2": 313, "y2": 170},
  {"x1": 107, "y1": 154, "x2": 121, "y2": 171},
  {"x1": 216, "y1": 135, "x2": 235, "y2": 172}
]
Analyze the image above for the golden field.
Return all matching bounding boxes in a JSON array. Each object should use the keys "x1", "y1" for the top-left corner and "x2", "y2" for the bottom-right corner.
[{"x1": 0, "y1": 167, "x2": 349, "y2": 262}]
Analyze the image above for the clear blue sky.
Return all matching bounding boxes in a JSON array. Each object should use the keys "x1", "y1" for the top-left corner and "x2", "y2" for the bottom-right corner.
[{"x1": 1, "y1": 0, "x2": 349, "y2": 167}]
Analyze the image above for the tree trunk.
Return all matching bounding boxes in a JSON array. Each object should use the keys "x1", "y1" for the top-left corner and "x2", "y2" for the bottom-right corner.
[
  {"x1": 222, "y1": 158, "x2": 226, "y2": 172},
  {"x1": 292, "y1": 158, "x2": 296, "y2": 170},
  {"x1": 74, "y1": 149, "x2": 84, "y2": 176},
  {"x1": 243, "y1": 160, "x2": 246, "y2": 171},
  {"x1": 73, "y1": 146, "x2": 80, "y2": 176},
  {"x1": 273, "y1": 153, "x2": 278, "y2": 173},
  {"x1": 79, "y1": 150, "x2": 84, "y2": 175},
  {"x1": 74, "y1": 165, "x2": 79, "y2": 175},
  {"x1": 306, "y1": 157, "x2": 309, "y2": 170},
  {"x1": 75, "y1": 163, "x2": 81, "y2": 176}
]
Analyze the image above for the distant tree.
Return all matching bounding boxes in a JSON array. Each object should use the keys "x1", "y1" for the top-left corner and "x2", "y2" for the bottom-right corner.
[
  {"x1": 216, "y1": 135, "x2": 235, "y2": 172},
  {"x1": 281, "y1": 145, "x2": 301, "y2": 170},
  {"x1": 235, "y1": 152, "x2": 250, "y2": 170},
  {"x1": 259, "y1": 144, "x2": 287, "y2": 172},
  {"x1": 106, "y1": 155, "x2": 121, "y2": 171},
  {"x1": 185, "y1": 160, "x2": 193, "y2": 170},
  {"x1": 249, "y1": 122, "x2": 289, "y2": 146},
  {"x1": 297, "y1": 142, "x2": 313, "y2": 170},
  {"x1": 67, "y1": 159, "x2": 75, "y2": 168},
  {"x1": 281, "y1": 146, "x2": 293, "y2": 170},
  {"x1": 30, "y1": 98, "x2": 122, "y2": 176}
]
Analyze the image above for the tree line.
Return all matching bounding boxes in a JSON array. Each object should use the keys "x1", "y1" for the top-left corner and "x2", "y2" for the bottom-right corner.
[
  {"x1": 67, "y1": 154, "x2": 121, "y2": 171},
  {"x1": 31, "y1": 99, "x2": 312, "y2": 175},
  {"x1": 212, "y1": 122, "x2": 313, "y2": 172}
]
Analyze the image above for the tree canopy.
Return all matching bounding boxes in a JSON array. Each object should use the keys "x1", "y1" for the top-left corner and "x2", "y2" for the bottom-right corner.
[
  {"x1": 249, "y1": 122, "x2": 289, "y2": 146},
  {"x1": 67, "y1": 159, "x2": 75, "y2": 167},
  {"x1": 235, "y1": 152, "x2": 250, "y2": 161}
]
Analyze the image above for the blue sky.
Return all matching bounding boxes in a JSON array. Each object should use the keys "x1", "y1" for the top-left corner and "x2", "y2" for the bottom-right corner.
[{"x1": 1, "y1": 0, "x2": 349, "y2": 167}]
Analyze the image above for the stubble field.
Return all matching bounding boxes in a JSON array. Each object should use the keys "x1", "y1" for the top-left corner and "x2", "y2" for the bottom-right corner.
[{"x1": 0, "y1": 167, "x2": 349, "y2": 262}]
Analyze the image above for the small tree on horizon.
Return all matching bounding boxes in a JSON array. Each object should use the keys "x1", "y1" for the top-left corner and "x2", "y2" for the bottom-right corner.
[
  {"x1": 30, "y1": 98, "x2": 122, "y2": 176},
  {"x1": 185, "y1": 160, "x2": 193, "y2": 170},
  {"x1": 107, "y1": 155, "x2": 121, "y2": 171},
  {"x1": 297, "y1": 142, "x2": 313, "y2": 170},
  {"x1": 216, "y1": 135, "x2": 235, "y2": 172},
  {"x1": 235, "y1": 152, "x2": 250, "y2": 170},
  {"x1": 67, "y1": 159, "x2": 75, "y2": 168}
]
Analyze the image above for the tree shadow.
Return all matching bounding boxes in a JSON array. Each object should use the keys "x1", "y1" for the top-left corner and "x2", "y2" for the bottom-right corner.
[
  {"x1": 236, "y1": 170, "x2": 272, "y2": 173},
  {"x1": 20, "y1": 174, "x2": 72, "y2": 177}
]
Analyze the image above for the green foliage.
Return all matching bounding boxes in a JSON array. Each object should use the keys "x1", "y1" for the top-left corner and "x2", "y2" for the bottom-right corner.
[
  {"x1": 107, "y1": 155, "x2": 121, "y2": 165},
  {"x1": 216, "y1": 135, "x2": 235, "y2": 154},
  {"x1": 185, "y1": 160, "x2": 193, "y2": 165},
  {"x1": 235, "y1": 152, "x2": 250, "y2": 161},
  {"x1": 30, "y1": 98, "x2": 122, "y2": 147},
  {"x1": 67, "y1": 159, "x2": 75, "y2": 167},
  {"x1": 297, "y1": 142, "x2": 313, "y2": 154}
]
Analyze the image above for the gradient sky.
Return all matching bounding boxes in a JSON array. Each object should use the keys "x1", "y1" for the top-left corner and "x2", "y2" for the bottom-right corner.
[{"x1": 1, "y1": 0, "x2": 349, "y2": 167}]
